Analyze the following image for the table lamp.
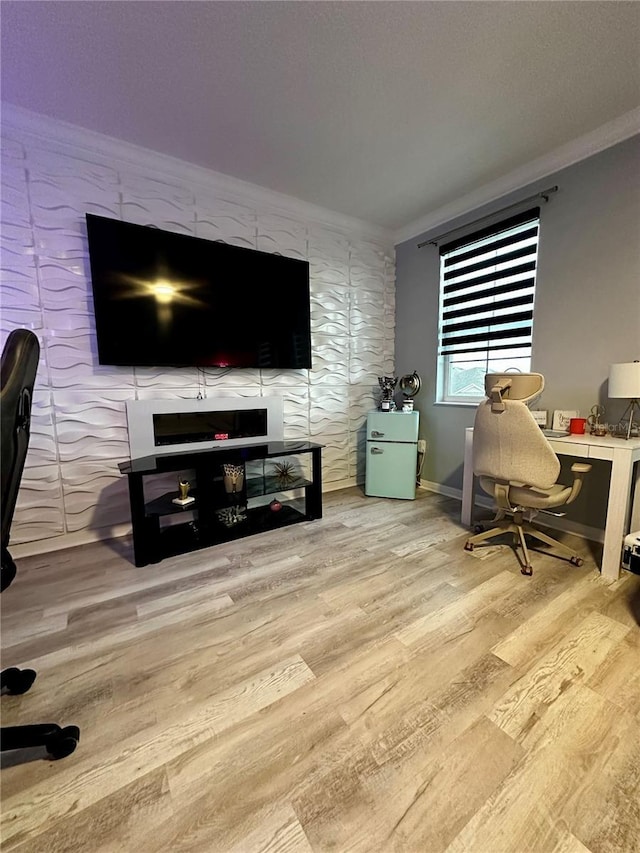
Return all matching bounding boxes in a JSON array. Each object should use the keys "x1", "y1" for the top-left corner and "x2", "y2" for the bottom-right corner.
[{"x1": 608, "y1": 361, "x2": 640, "y2": 439}]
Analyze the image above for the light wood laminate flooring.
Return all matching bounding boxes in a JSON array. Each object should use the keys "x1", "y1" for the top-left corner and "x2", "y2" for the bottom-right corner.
[{"x1": 1, "y1": 488, "x2": 639, "y2": 852}]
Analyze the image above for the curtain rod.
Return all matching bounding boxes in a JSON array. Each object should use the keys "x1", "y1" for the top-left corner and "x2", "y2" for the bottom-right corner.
[{"x1": 417, "y1": 185, "x2": 558, "y2": 248}]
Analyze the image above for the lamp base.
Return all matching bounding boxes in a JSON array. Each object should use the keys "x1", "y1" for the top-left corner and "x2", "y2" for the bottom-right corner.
[{"x1": 615, "y1": 399, "x2": 640, "y2": 440}]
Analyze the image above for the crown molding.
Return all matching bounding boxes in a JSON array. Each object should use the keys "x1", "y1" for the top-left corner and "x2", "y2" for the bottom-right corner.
[
  {"x1": 1, "y1": 102, "x2": 393, "y2": 245},
  {"x1": 394, "y1": 106, "x2": 640, "y2": 246}
]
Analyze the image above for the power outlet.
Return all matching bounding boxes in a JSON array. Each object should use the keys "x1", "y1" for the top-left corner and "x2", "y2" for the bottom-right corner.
[{"x1": 417, "y1": 439, "x2": 427, "y2": 454}]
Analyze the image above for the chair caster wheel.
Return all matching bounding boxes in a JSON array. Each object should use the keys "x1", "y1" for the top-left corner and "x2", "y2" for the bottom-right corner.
[
  {"x1": 1, "y1": 667, "x2": 36, "y2": 695},
  {"x1": 45, "y1": 725, "x2": 80, "y2": 760},
  {"x1": 521, "y1": 566, "x2": 533, "y2": 576},
  {"x1": 570, "y1": 556, "x2": 584, "y2": 567},
  {"x1": 464, "y1": 542, "x2": 474, "y2": 552},
  {"x1": 473, "y1": 524, "x2": 485, "y2": 534}
]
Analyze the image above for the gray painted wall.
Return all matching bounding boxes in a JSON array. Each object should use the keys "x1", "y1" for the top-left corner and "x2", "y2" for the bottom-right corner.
[{"x1": 395, "y1": 135, "x2": 640, "y2": 529}]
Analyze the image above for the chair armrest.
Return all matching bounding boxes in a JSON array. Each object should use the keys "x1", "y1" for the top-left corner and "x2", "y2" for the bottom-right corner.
[
  {"x1": 565, "y1": 462, "x2": 592, "y2": 505},
  {"x1": 571, "y1": 462, "x2": 591, "y2": 474}
]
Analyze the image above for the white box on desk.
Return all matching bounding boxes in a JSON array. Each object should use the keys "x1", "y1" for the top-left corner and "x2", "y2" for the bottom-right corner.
[{"x1": 622, "y1": 531, "x2": 640, "y2": 575}]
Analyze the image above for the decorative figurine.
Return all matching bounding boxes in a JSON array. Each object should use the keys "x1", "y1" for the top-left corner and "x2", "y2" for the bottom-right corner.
[
  {"x1": 172, "y1": 478, "x2": 195, "y2": 506},
  {"x1": 215, "y1": 505, "x2": 247, "y2": 527},
  {"x1": 378, "y1": 376, "x2": 398, "y2": 412},
  {"x1": 588, "y1": 405, "x2": 607, "y2": 436},
  {"x1": 273, "y1": 460, "x2": 296, "y2": 485},
  {"x1": 399, "y1": 370, "x2": 421, "y2": 412}
]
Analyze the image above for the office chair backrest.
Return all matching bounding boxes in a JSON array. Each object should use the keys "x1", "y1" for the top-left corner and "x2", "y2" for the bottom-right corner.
[
  {"x1": 1, "y1": 329, "x2": 40, "y2": 552},
  {"x1": 473, "y1": 372, "x2": 560, "y2": 491}
]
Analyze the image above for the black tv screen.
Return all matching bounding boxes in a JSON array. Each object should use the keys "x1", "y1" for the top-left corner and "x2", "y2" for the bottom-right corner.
[{"x1": 85, "y1": 214, "x2": 312, "y2": 369}]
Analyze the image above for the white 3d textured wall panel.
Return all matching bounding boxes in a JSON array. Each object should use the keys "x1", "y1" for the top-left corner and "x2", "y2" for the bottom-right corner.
[{"x1": 0, "y1": 108, "x2": 395, "y2": 552}]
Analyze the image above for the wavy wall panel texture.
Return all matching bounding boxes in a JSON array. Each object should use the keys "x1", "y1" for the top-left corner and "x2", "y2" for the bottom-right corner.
[
  {"x1": 26, "y1": 390, "x2": 58, "y2": 467},
  {"x1": 308, "y1": 230, "x2": 350, "y2": 285},
  {"x1": 120, "y1": 174, "x2": 196, "y2": 228},
  {"x1": 133, "y1": 367, "x2": 201, "y2": 390},
  {"x1": 0, "y1": 309, "x2": 43, "y2": 342},
  {"x1": 257, "y1": 214, "x2": 308, "y2": 258},
  {"x1": 321, "y1": 441, "x2": 351, "y2": 485},
  {"x1": 1, "y1": 251, "x2": 41, "y2": 311},
  {"x1": 262, "y1": 386, "x2": 310, "y2": 439},
  {"x1": 260, "y1": 368, "x2": 308, "y2": 387},
  {"x1": 311, "y1": 289, "x2": 349, "y2": 338},
  {"x1": 135, "y1": 387, "x2": 205, "y2": 402},
  {"x1": 195, "y1": 195, "x2": 257, "y2": 248},
  {"x1": 13, "y1": 465, "x2": 65, "y2": 541},
  {"x1": 53, "y1": 390, "x2": 131, "y2": 463},
  {"x1": 46, "y1": 330, "x2": 135, "y2": 390},
  {"x1": 350, "y1": 339, "x2": 387, "y2": 385},
  {"x1": 309, "y1": 336, "x2": 350, "y2": 386},
  {"x1": 1, "y1": 141, "x2": 37, "y2": 311},
  {"x1": 38, "y1": 259, "x2": 93, "y2": 316},
  {"x1": 61, "y1": 466, "x2": 130, "y2": 532},
  {"x1": 203, "y1": 367, "x2": 263, "y2": 388},
  {"x1": 1, "y1": 114, "x2": 394, "y2": 549}
]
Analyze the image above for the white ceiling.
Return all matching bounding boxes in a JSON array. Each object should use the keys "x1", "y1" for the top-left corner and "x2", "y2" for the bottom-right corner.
[{"x1": 2, "y1": 1, "x2": 639, "y2": 235}]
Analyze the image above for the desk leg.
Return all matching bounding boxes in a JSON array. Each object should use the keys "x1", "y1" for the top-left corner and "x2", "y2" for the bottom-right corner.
[
  {"x1": 600, "y1": 448, "x2": 634, "y2": 581},
  {"x1": 630, "y1": 461, "x2": 640, "y2": 533},
  {"x1": 461, "y1": 429, "x2": 475, "y2": 527}
]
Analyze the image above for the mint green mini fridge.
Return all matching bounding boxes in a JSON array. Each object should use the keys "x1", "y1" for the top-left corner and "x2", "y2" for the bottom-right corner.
[{"x1": 365, "y1": 411, "x2": 419, "y2": 500}]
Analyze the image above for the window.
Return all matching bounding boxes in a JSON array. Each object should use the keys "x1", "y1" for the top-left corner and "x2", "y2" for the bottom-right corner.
[{"x1": 436, "y1": 207, "x2": 540, "y2": 403}]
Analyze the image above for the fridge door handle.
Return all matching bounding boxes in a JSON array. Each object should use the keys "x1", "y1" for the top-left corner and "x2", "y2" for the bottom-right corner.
[
  {"x1": 371, "y1": 430, "x2": 385, "y2": 438},
  {"x1": 371, "y1": 446, "x2": 384, "y2": 454}
]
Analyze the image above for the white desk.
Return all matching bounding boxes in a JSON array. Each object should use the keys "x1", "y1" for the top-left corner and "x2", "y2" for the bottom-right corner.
[{"x1": 462, "y1": 428, "x2": 640, "y2": 580}]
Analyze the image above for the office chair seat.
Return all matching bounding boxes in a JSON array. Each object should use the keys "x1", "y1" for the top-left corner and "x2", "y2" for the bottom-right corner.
[{"x1": 478, "y1": 477, "x2": 582, "y2": 509}]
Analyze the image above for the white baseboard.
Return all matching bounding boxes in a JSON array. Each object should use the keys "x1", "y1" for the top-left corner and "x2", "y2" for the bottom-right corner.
[
  {"x1": 419, "y1": 479, "x2": 605, "y2": 545},
  {"x1": 324, "y1": 477, "x2": 359, "y2": 493},
  {"x1": 419, "y1": 479, "x2": 463, "y2": 502},
  {"x1": 11, "y1": 522, "x2": 133, "y2": 560}
]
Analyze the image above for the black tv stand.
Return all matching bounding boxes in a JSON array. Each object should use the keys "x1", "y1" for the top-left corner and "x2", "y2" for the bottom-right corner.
[{"x1": 119, "y1": 441, "x2": 323, "y2": 567}]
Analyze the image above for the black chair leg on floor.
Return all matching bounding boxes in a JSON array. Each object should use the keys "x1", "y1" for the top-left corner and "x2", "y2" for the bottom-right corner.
[
  {"x1": 1, "y1": 666, "x2": 37, "y2": 695},
  {"x1": 1, "y1": 724, "x2": 80, "y2": 760}
]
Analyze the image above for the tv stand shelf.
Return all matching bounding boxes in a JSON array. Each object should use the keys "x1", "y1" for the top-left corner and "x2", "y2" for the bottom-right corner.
[{"x1": 119, "y1": 440, "x2": 323, "y2": 567}]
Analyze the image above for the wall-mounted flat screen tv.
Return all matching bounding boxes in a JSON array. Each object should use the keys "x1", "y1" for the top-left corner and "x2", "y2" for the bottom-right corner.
[{"x1": 85, "y1": 214, "x2": 312, "y2": 369}]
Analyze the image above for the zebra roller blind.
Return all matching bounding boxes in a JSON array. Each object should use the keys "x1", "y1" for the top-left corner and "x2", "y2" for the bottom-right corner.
[{"x1": 438, "y1": 207, "x2": 540, "y2": 359}]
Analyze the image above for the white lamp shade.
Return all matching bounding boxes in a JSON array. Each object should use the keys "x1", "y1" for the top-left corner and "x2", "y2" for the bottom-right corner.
[{"x1": 608, "y1": 362, "x2": 640, "y2": 399}]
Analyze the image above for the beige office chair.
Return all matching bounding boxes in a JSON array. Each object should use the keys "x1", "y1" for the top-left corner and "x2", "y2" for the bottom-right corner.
[{"x1": 464, "y1": 373, "x2": 591, "y2": 576}]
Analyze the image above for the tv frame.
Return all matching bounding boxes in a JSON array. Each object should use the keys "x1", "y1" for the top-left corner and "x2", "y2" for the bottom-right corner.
[{"x1": 85, "y1": 214, "x2": 312, "y2": 370}]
